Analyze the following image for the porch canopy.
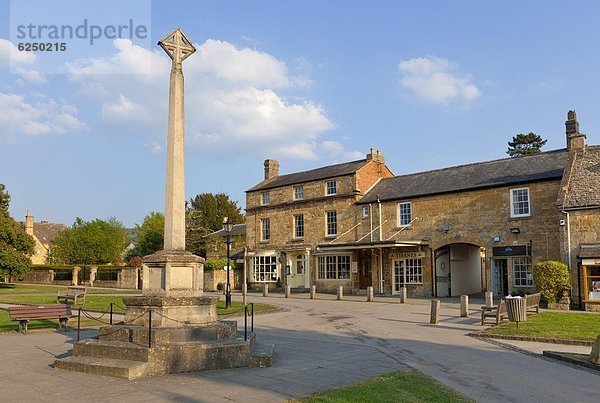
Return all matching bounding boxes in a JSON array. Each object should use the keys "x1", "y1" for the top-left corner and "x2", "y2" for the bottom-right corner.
[{"x1": 315, "y1": 239, "x2": 428, "y2": 252}]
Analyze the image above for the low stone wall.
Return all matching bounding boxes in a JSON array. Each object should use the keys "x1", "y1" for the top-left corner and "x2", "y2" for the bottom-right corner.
[
  {"x1": 18, "y1": 266, "x2": 139, "y2": 289},
  {"x1": 203, "y1": 269, "x2": 242, "y2": 292}
]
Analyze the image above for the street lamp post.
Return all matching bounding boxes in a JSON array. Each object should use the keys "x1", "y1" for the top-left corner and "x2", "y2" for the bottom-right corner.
[{"x1": 222, "y1": 217, "x2": 234, "y2": 309}]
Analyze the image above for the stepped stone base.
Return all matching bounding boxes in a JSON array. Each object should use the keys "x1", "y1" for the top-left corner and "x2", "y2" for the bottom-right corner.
[{"x1": 54, "y1": 322, "x2": 274, "y2": 379}]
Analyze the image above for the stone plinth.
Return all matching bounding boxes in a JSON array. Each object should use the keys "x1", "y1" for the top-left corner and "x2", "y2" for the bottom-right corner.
[
  {"x1": 123, "y1": 295, "x2": 218, "y2": 327},
  {"x1": 142, "y1": 250, "x2": 204, "y2": 295}
]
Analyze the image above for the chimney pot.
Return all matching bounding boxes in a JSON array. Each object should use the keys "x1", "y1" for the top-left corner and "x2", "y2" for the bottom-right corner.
[
  {"x1": 264, "y1": 159, "x2": 280, "y2": 180},
  {"x1": 565, "y1": 110, "x2": 586, "y2": 151}
]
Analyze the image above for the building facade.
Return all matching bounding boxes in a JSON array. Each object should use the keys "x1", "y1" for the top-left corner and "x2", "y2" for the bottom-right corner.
[
  {"x1": 22, "y1": 210, "x2": 66, "y2": 265},
  {"x1": 244, "y1": 111, "x2": 599, "y2": 307}
]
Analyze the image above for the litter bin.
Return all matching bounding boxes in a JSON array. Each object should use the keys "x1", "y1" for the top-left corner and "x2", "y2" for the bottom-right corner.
[{"x1": 505, "y1": 297, "x2": 526, "y2": 328}]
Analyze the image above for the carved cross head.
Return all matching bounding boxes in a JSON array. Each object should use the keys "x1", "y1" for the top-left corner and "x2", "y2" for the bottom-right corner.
[{"x1": 158, "y1": 28, "x2": 196, "y2": 64}]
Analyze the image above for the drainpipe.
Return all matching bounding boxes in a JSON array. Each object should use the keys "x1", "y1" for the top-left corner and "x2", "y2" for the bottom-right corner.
[
  {"x1": 369, "y1": 204, "x2": 373, "y2": 242},
  {"x1": 377, "y1": 195, "x2": 382, "y2": 242}
]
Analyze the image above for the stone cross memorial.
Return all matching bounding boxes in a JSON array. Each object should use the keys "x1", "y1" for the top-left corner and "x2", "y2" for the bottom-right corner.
[{"x1": 54, "y1": 28, "x2": 274, "y2": 379}]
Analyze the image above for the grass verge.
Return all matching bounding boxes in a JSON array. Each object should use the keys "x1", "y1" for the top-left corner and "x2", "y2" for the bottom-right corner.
[
  {"x1": 0, "y1": 283, "x2": 141, "y2": 295},
  {"x1": 483, "y1": 312, "x2": 600, "y2": 341},
  {"x1": 300, "y1": 370, "x2": 472, "y2": 403}
]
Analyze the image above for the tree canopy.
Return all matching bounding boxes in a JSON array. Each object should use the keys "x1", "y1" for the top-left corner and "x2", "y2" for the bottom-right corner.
[
  {"x1": 186, "y1": 193, "x2": 244, "y2": 257},
  {"x1": 0, "y1": 184, "x2": 35, "y2": 279},
  {"x1": 126, "y1": 212, "x2": 164, "y2": 259},
  {"x1": 507, "y1": 132, "x2": 548, "y2": 157},
  {"x1": 51, "y1": 217, "x2": 129, "y2": 265}
]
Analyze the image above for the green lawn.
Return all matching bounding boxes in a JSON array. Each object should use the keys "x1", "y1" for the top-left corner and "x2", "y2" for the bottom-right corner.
[
  {"x1": 0, "y1": 284, "x2": 141, "y2": 295},
  {"x1": 0, "y1": 308, "x2": 107, "y2": 332},
  {"x1": 0, "y1": 295, "x2": 127, "y2": 313},
  {"x1": 301, "y1": 370, "x2": 472, "y2": 403},
  {"x1": 483, "y1": 312, "x2": 600, "y2": 341}
]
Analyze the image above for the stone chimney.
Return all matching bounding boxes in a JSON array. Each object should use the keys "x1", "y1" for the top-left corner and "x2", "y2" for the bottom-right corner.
[
  {"x1": 366, "y1": 148, "x2": 385, "y2": 163},
  {"x1": 566, "y1": 110, "x2": 586, "y2": 151},
  {"x1": 25, "y1": 209, "x2": 34, "y2": 236},
  {"x1": 264, "y1": 159, "x2": 279, "y2": 180}
]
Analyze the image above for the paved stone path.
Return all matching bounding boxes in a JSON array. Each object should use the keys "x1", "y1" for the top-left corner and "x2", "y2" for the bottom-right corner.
[{"x1": 0, "y1": 293, "x2": 598, "y2": 402}]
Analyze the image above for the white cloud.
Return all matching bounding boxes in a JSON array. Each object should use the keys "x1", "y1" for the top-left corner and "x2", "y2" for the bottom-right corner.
[
  {"x1": 398, "y1": 56, "x2": 481, "y2": 105},
  {"x1": 66, "y1": 39, "x2": 338, "y2": 160},
  {"x1": 144, "y1": 141, "x2": 162, "y2": 155},
  {"x1": 0, "y1": 93, "x2": 86, "y2": 142},
  {"x1": 14, "y1": 68, "x2": 47, "y2": 84},
  {"x1": 320, "y1": 140, "x2": 364, "y2": 160},
  {"x1": 0, "y1": 39, "x2": 36, "y2": 67}
]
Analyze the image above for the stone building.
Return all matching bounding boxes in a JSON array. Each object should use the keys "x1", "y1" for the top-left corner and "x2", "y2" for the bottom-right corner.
[
  {"x1": 245, "y1": 150, "x2": 393, "y2": 290},
  {"x1": 22, "y1": 210, "x2": 66, "y2": 265},
  {"x1": 557, "y1": 111, "x2": 600, "y2": 310},
  {"x1": 245, "y1": 111, "x2": 599, "y2": 303}
]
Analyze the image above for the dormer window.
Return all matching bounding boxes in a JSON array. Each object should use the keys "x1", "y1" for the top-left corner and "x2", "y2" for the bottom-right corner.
[
  {"x1": 294, "y1": 185, "x2": 304, "y2": 200},
  {"x1": 510, "y1": 188, "x2": 530, "y2": 218},
  {"x1": 261, "y1": 192, "x2": 270, "y2": 205},
  {"x1": 326, "y1": 180, "x2": 337, "y2": 196}
]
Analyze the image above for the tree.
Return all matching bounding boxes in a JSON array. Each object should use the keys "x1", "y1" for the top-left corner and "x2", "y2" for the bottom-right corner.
[
  {"x1": 0, "y1": 184, "x2": 35, "y2": 280},
  {"x1": 126, "y1": 212, "x2": 164, "y2": 259},
  {"x1": 0, "y1": 184, "x2": 10, "y2": 217},
  {"x1": 533, "y1": 261, "x2": 571, "y2": 303},
  {"x1": 507, "y1": 132, "x2": 548, "y2": 157},
  {"x1": 51, "y1": 217, "x2": 129, "y2": 265},
  {"x1": 186, "y1": 193, "x2": 244, "y2": 257}
]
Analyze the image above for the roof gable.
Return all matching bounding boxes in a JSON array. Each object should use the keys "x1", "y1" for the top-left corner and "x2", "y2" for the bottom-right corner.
[
  {"x1": 561, "y1": 145, "x2": 600, "y2": 209},
  {"x1": 359, "y1": 149, "x2": 568, "y2": 204},
  {"x1": 32, "y1": 222, "x2": 67, "y2": 245}
]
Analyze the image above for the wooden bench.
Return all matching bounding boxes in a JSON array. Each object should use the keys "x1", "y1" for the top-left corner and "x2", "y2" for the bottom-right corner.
[
  {"x1": 524, "y1": 292, "x2": 541, "y2": 315},
  {"x1": 481, "y1": 299, "x2": 508, "y2": 325},
  {"x1": 8, "y1": 304, "x2": 72, "y2": 334},
  {"x1": 57, "y1": 286, "x2": 87, "y2": 305}
]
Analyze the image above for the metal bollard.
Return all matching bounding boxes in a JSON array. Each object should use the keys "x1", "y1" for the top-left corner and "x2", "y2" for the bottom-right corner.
[
  {"x1": 148, "y1": 309, "x2": 152, "y2": 348},
  {"x1": 485, "y1": 291, "x2": 494, "y2": 308},
  {"x1": 109, "y1": 303, "x2": 113, "y2": 325},
  {"x1": 366, "y1": 286, "x2": 374, "y2": 302},
  {"x1": 263, "y1": 284, "x2": 269, "y2": 297},
  {"x1": 310, "y1": 285, "x2": 316, "y2": 299},
  {"x1": 460, "y1": 295, "x2": 469, "y2": 317},
  {"x1": 77, "y1": 308, "x2": 81, "y2": 341},
  {"x1": 430, "y1": 300, "x2": 440, "y2": 324},
  {"x1": 285, "y1": 285, "x2": 291, "y2": 298},
  {"x1": 400, "y1": 287, "x2": 407, "y2": 304},
  {"x1": 337, "y1": 286, "x2": 343, "y2": 300}
]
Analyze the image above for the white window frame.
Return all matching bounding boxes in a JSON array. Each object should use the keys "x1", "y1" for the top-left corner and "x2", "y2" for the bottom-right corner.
[
  {"x1": 294, "y1": 214, "x2": 304, "y2": 239},
  {"x1": 397, "y1": 202, "x2": 412, "y2": 226},
  {"x1": 362, "y1": 205, "x2": 369, "y2": 219},
  {"x1": 510, "y1": 187, "x2": 530, "y2": 218},
  {"x1": 317, "y1": 255, "x2": 351, "y2": 280},
  {"x1": 261, "y1": 192, "x2": 270, "y2": 205},
  {"x1": 513, "y1": 257, "x2": 533, "y2": 287},
  {"x1": 326, "y1": 180, "x2": 337, "y2": 196},
  {"x1": 326, "y1": 210, "x2": 337, "y2": 237},
  {"x1": 294, "y1": 185, "x2": 304, "y2": 200},
  {"x1": 393, "y1": 258, "x2": 423, "y2": 292},
  {"x1": 252, "y1": 255, "x2": 277, "y2": 282},
  {"x1": 261, "y1": 218, "x2": 270, "y2": 241}
]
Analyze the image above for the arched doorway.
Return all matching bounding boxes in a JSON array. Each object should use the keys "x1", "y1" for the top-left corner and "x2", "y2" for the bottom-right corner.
[{"x1": 435, "y1": 243, "x2": 484, "y2": 297}]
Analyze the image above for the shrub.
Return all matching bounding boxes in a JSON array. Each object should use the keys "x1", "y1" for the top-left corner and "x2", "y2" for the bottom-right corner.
[
  {"x1": 533, "y1": 261, "x2": 570, "y2": 303},
  {"x1": 128, "y1": 256, "x2": 143, "y2": 268},
  {"x1": 204, "y1": 259, "x2": 240, "y2": 271}
]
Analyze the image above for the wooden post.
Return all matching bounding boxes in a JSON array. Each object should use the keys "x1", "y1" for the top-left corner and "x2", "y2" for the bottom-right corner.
[
  {"x1": 400, "y1": 287, "x2": 407, "y2": 304},
  {"x1": 337, "y1": 286, "x2": 343, "y2": 300},
  {"x1": 263, "y1": 284, "x2": 269, "y2": 297},
  {"x1": 285, "y1": 285, "x2": 291, "y2": 298},
  {"x1": 430, "y1": 300, "x2": 440, "y2": 324},
  {"x1": 460, "y1": 295, "x2": 469, "y2": 317},
  {"x1": 310, "y1": 285, "x2": 316, "y2": 299},
  {"x1": 366, "y1": 286, "x2": 374, "y2": 302},
  {"x1": 485, "y1": 291, "x2": 494, "y2": 308}
]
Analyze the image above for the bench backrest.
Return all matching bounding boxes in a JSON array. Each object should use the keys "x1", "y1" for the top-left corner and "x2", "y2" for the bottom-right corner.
[
  {"x1": 525, "y1": 293, "x2": 541, "y2": 306},
  {"x1": 65, "y1": 286, "x2": 87, "y2": 295},
  {"x1": 8, "y1": 304, "x2": 72, "y2": 320}
]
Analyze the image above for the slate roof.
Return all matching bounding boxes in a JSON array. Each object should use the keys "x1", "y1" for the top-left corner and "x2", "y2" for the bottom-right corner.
[
  {"x1": 358, "y1": 149, "x2": 569, "y2": 204},
  {"x1": 32, "y1": 222, "x2": 67, "y2": 245},
  {"x1": 247, "y1": 159, "x2": 367, "y2": 192},
  {"x1": 207, "y1": 223, "x2": 246, "y2": 237},
  {"x1": 579, "y1": 244, "x2": 600, "y2": 259},
  {"x1": 561, "y1": 146, "x2": 600, "y2": 209}
]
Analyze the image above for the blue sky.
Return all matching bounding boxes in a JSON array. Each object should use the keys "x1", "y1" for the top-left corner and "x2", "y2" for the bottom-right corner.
[{"x1": 1, "y1": 0, "x2": 599, "y2": 227}]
